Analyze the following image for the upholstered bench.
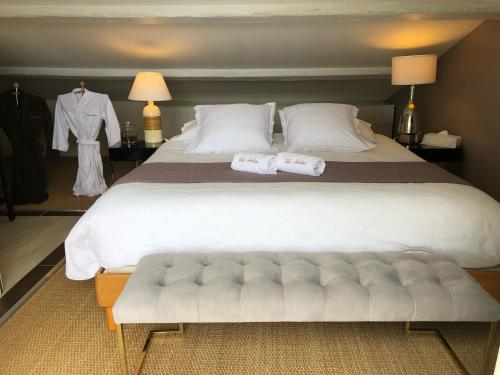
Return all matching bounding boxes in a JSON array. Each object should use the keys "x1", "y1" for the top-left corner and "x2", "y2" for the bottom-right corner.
[{"x1": 113, "y1": 252, "x2": 499, "y2": 375}]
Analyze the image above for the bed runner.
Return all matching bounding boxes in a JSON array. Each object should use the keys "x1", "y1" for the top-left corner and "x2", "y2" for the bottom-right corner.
[{"x1": 115, "y1": 161, "x2": 470, "y2": 186}]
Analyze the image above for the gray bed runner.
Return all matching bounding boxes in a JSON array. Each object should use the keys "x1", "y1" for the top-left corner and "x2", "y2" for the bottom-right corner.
[{"x1": 115, "y1": 161, "x2": 470, "y2": 185}]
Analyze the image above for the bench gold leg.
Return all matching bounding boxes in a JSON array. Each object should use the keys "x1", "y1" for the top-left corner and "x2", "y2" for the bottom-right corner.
[
  {"x1": 116, "y1": 323, "x2": 128, "y2": 375},
  {"x1": 479, "y1": 321, "x2": 498, "y2": 375},
  {"x1": 405, "y1": 321, "x2": 498, "y2": 375},
  {"x1": 133, "y1": 324, "x2": 184, "y2": 375}
]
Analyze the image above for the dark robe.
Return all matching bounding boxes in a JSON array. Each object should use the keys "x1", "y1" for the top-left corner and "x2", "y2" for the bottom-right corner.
[{"x1": 0, "y1": 89, "x2": 52, "y2": 204}]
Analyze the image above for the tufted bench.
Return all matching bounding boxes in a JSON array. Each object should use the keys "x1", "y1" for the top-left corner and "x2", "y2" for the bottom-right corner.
[{"x1": 113, "y1": 252, "x2": 499, "y2": 375}]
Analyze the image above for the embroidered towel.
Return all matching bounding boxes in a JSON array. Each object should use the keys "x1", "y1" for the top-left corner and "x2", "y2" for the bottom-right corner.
[
  {"x1": 231, "y1": 153, "x2": 278, "y2": 174},
  {"x1": 277, "y1": 152, "x2": 326, "y2": 176}
]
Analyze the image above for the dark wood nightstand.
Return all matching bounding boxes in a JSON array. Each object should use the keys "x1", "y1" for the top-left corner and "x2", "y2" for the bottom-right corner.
[
  {"x1": 109, "y1": 141, "x2": 161, "y2": 181},
  {"x1": 398, "y1": 142, "x2": 463, "y2": 176},
  {"x1": 400, "y1": 143, "x2": 463, "y2": 163}
]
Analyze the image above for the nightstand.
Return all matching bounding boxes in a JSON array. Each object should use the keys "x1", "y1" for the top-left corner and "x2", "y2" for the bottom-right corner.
[
  {"x1": 109, "y1": 141, "x2": 161, "y2": 181},
  {"x1": 398, "y1": 142, "x2": 463, "y2": 176},
  {"x1": 401, "y1": 143, "x2": 463, "y2": 163}
]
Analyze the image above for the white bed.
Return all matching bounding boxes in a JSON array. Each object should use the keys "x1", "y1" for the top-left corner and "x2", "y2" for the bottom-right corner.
[{"x1": 65, "y1": 134, "x2": 500, "y2": 280}]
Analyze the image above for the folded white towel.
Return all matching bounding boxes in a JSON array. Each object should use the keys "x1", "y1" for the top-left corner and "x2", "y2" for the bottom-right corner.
[
  {"x1": 277, "y1": 152, "x2": 326, "y2": 176},
  {"x1": 422, "y1": 131, "x2": 461, "y2": 148},
  {"x1": 231, "y1": 153, "x2": 278, "y2": 174}
]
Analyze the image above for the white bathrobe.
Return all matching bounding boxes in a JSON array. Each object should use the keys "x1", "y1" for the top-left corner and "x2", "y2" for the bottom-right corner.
[{"x1": 53, "y1": 89, "x2": 121, "y2": 196}]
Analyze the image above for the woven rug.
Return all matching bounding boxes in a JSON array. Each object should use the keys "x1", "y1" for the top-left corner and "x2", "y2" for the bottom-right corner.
[{"x1": 0, "y1": 264, "x2": 497, "y2": 375}]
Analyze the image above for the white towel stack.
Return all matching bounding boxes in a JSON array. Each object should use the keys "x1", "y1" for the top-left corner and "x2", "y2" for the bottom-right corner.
[
  {"x1": 277, "y1": 152, "x2": 326, "y2": 176},
  {"x1": 231, "y1": 152, "x2": 326, "y2": 176},
  {"x1": 231, "y1": 153, "x2": 278, "y2": 174},
  {"x1": 421, "y1": 130, "x2": 461, "y2": 149}
]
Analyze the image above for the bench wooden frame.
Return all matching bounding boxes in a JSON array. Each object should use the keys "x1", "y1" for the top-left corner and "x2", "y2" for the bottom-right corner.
[{"x1": 95, "y1": 268, "x2": 130, "y2": 330}]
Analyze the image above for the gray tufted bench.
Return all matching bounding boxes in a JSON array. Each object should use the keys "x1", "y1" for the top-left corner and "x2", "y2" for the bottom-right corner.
[{"x1": 113, "y1": 252, "x2": 499, "y2": 375}]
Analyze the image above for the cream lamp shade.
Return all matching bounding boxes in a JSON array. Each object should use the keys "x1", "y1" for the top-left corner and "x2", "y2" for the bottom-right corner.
[
  {"x1": 128, "y1": 72, "x2": 172, "y2": 146},
  {"x1": 128, "y1": 72, "x2": 172, "y2": 101},
  {"x1": 391, "y1": 55, "x2": 437, "y2": 85}
]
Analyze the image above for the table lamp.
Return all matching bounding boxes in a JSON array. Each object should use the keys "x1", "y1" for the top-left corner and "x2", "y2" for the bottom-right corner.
[
  {"x1": 392, "y1": 55, "x2": 437, "y2": 144},
  {"x1": 128, "y1": 72, "x2": 172, "y2": 146}
]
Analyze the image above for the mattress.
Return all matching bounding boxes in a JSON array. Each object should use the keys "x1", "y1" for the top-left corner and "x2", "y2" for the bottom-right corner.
[{"x1": 65, "y1": 134, "x2": 500, "y2": 280}]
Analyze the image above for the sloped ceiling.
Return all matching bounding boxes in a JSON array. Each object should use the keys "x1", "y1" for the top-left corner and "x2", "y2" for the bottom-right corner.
[
  {"x1": 0, "y1": 1, "x2": 498, "y2": 104},
  {"x1": 0, "y1": 1, "x2": 498, "y2": 79},
  {"x1": 2, "y1": 0, "x2": 500, "y2": 19},
  {"x1": 0, "y1": 18, "x2": 484, "y2": 78}
]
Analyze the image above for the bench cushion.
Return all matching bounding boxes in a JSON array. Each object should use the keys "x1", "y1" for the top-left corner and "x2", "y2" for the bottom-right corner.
[{"x1": 112, "y1": 252, "x2": 499, "y2": 324}]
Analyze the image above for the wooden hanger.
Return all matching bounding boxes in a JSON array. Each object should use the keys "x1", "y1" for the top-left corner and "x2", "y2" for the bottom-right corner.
[{"x1": 75, "y1": 81, "x2": 85, "y2": 96}]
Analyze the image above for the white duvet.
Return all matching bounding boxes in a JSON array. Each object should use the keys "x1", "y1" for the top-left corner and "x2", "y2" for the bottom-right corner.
[{"x1": 65, "y1": 135, "x2": 500, "y2": 279}]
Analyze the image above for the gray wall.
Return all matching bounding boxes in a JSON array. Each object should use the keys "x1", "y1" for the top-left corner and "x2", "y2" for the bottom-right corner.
[
  {"x1": 0, "y1": 78, "x2": 395, "y2": 156},
  {"x1": 389, "y1": 19, "x2": 500, "y2": 200}
]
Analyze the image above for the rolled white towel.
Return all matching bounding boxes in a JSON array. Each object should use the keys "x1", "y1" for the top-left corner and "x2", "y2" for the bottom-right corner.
[
  {"x1": 231, "y1": 153, "x2": 278, "y2": 174},
  {"x1": 277, "y1": 152, "x2": 326, "y2": 176}
]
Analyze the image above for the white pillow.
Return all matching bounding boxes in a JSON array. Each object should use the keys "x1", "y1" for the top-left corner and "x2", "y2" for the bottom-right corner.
[
  {"x1": 181, "y1": 120, "x2": 197, "y2": 134},
  {"x1": 279, "y1": 103, "x2": 375, "y2": 152},
  {"x1": 356, "y1": 119, "x2": 377, "y2": 144},
  {"x1": 187, "y1": 103, "x2": 276, "y2": 153},
  {"x1": 172, "y1": 120, "x2": 198, "y2": 143}
]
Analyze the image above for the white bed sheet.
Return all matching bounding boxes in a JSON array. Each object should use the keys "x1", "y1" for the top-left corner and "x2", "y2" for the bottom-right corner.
[
  {"x1": 65, "y1": 135, "x2": 500, "y2": 280},
  {"x1": 147, "y1": 134, "x2": 423, "y2": 163}
]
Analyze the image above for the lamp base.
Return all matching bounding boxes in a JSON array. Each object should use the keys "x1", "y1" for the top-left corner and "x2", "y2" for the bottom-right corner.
[
  {"x1": 397, "y1": 133, "x2": 420, "y2": 145},
  {"x1": 144, "y1": 132, "x2": 163, "y2": 147},
  {"x1": 143, "y1": 101, "x2": 163, "y2": 145},
  {"x1": 397, "y1": 85, "x2": 419, "y2": 145},
  {"x1": 144, "y1": 117, "x2": 162, "y2": 145}
]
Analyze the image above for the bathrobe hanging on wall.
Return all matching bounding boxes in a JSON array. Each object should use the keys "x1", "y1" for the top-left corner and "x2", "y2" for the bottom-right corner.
[
  {"x1": 53, "y1": 89, "x2": 120, "y2": 196},
  {"x1": 0, "y1": 89, "x2": 52, "y2": 203}
]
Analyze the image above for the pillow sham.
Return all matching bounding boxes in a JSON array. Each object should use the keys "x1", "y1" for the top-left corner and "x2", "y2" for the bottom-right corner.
[
  {"x1": 187, "y1": 103, "x2": 276, "y2": 153},
  {"x1": 181, "y1": 120, "x2": 197, "y2": 134},
  {"x1": 172, "y1": 120, "x2": 198, "y2": 143},
  {"x1": 356, "y1": 119, "x2": 377, "y2": 144},
  {"x1": 279, "y1": 103, "x2": 374, "y2": 152}
]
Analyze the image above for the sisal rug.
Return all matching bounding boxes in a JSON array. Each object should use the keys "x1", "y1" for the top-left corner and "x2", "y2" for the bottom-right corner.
[{"x1": 0, "y1": 264, "x2": 497, "y2": 375}]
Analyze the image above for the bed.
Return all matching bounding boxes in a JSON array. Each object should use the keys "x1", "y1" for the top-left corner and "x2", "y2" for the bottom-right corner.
[{"x1": 66, "y1": 132, "x2": 500, "y2": 282}]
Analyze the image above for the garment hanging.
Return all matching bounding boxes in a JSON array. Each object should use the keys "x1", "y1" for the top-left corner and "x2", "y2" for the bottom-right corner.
[
  {"x1": 0, "y1": 89, "x2": 52, "y2": 204},
  {"x1": 53, "y1": 89, "x2": 120, "y2": 196}
]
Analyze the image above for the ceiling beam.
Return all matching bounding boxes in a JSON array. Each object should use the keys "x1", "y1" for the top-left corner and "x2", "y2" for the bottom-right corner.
[
  {"x1": 0, "y1": 1, "x2": 499, "y2": 20},
  {"x1": 0, "y1": 66, "x2": 391, "y2": 80}
]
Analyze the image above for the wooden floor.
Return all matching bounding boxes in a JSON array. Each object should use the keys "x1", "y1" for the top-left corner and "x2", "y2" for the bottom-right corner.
[
  {"x1": 0, "y1": 157, "x2": 135, "y2": 324},
  {"x1": 0, "y1": 243, "x2": 66, "y2": 325},
  {"x1": 0, "y1": 157, "x2": 135, "y2": 213},
  {"x1": 0, "y1": 214, "x2": 79, "y2": 293}
]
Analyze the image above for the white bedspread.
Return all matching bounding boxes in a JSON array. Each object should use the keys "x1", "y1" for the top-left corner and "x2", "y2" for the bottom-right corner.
[{"x1": 65, "y1": 135, "x2": 500, "y2": 279}]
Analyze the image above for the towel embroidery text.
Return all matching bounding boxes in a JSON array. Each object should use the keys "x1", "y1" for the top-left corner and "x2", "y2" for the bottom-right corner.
[
  {"x1": 239, "y1": 157, "x2": 259, "y2": 164},
  {"x1": 284, "y1": 158, "x2": 306, "y2": 165}
]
